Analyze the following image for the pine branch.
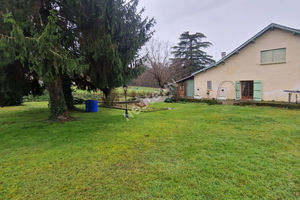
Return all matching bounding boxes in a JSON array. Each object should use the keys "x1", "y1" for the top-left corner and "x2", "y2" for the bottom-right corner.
[
  {"x1": 0, "y1": 33, "x2": 40, "y2": 41},
  {"x1": 49, "y1": 49, "x2": 67, "y2": 59},
  {"x1": 0, "y1": 33, "x2": 14, "y2": 39},
  {"x1": 0, "y1": 33, "x2": 66, "y2": 60}
]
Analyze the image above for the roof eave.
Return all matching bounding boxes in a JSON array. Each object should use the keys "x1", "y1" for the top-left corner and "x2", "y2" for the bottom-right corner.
[{"x1": 176, "y1": 75, "x2": 194, "y2": 83}]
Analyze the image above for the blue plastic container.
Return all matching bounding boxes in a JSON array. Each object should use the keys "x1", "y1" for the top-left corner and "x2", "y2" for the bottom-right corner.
[{"x1": 85, "y1": 100, "x2": 98, "y2": 112}]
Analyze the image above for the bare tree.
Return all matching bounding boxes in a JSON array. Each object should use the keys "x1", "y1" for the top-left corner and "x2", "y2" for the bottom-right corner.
[
  {"x1": 169, "y1": 58, "x2": 191, "y2": 80},
  {"x1": 145, "y1": 39, "x2": 173, "y2": 95},
  {"x1": 130, "y1": 67, "x2": 159, "y2": 88}
]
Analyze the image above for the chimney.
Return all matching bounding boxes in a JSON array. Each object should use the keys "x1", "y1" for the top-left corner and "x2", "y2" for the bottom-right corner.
[{"x1": 221, "y1": 52, "x2": 226, "y2": 58}]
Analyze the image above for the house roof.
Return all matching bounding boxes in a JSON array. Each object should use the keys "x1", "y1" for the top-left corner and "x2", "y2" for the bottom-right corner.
[
  {"x1": 191, "y1": 23, "x2": 300, "y2": 76},
  {"x1": 176, "y1": 75, "x2": 194, "y2": 83}
]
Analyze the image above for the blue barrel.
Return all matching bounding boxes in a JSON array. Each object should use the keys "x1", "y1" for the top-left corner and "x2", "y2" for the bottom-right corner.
[{"x1": 85, "y1": 100, "x2": 98, "y2": 112}]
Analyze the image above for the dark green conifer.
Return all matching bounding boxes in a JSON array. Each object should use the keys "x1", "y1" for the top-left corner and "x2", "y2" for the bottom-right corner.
[{"x1": 172, "y1": 31, "x2": 215, "y2": 75}]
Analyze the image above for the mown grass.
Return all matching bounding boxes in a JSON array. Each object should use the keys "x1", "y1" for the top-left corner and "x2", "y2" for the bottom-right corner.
[{"x1": 0, "y1": 102, "x2": 299, "y2": 199}]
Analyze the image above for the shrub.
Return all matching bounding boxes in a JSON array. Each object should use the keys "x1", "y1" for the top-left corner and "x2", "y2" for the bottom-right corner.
[
  {"x1": 119, "y1": 91, "x2": 125, "y2": 97},
  {"x1": 72, "y1": 92, "x2": 101, "y2": 101},
  {"x1": 137, "y1": 91, "x2": 146, "y2": 98},
  {"x1": 101, "y1": 89, "x2": 119, "y2": 106},
  {"x1": 147, "y1": 92, "x2": 153, "y2": 98},
  {"x1": 129, "y1": 91, "x2": 137, "y2": 98},
  {"x1": 24, "y1": 89, "x2": 102, "y2": 104},
  {"x1": 166, "y1": 97, "x2": 221, "y2": 105},
  {"x1": 179, "y1": 98, "x2": 221, "y2": 105},
  {"x1": 73, "y1": 97, "x2": 85, "y2": 105},
  {"x1": 234, "y1": 101, "x2": 300, "y2": 109},
  {"x1": 164, "y1": 96, "x2": 175, "y2": 103},
  {"x1": 0, "y1": 93, "x2": 23, "y2": 107},
  {"x1": 165, "y1": 97, "x2": 221, "y2": 105},
  {"x1": 23, "y1": 91, "x2": 50, "y2": 102}
]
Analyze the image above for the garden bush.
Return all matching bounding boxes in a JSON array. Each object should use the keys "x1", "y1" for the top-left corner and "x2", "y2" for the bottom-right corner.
[
  {"x1": 179, "y1": 98, "x2": 221, "y2": 105},
  {"x1": 23, "y1": 92, "x2": 50, "y2": 102},
  {"x1": 164, "y1": 96, "x2": 176, "y2": 103},
  {"x1": 72, "y1": 92, "x2": 101, "y2": 101},
  {"x1": 165, "y1": 97, "x2": 221, "y2": 105},
  {"x1": 234, "y1": 101, "x2": 300, "y2": 109},
  {"x1": 0, "y1": 93, "x2": 24, "y2": 107},
  {"x1": 73, "y1": 97, "x2": 85, "y2": 105},
  {"x1": 129, "y1": 91, "x2": 137, "y2": 98},
  {"x1": 101, "y1": 89, "x2": 119, "y2": 106}
]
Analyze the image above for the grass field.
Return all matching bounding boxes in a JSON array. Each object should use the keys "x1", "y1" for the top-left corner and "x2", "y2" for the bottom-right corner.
[
  {"x1": 73, "y1": 86, "x2": 160, "y2": 95},
  {"x1": 0, "y1": 102, "x2": 299, "y2": 199},
  {"x1": 116, "y1": 86, "x2": 162, "y2": 94},
  {"x1": 24, "y1": 86, "x2": 162, "y2": 102}
]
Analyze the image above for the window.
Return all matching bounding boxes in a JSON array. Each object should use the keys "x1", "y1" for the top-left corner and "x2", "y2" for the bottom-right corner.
[
  {"x1": 261, "y1": 48, "x2": 286, "y2": 64},
  {"x1": 207, "y1": 81, "x2": 212, "y2": 90}
]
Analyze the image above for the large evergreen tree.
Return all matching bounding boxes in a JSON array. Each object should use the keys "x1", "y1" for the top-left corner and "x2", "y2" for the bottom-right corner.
[
  {"x1": 0, "y1": 0, "x2": 154, "y2": 120},
  {"x1": 0, "y1": 61, "x2": 43, "y2": 107},
  {"x1": 0, "y1": 2, "x2": 84, "y2": 121},
  {"x1": 0, "y1": 1, "x2": 45, "y2": 107},
  {"x1": 77, "y1": 0, "x2": 154, "y2": 98},
  {"x1": 172, "y1": 31, "x2": 215, "y2": 75}
]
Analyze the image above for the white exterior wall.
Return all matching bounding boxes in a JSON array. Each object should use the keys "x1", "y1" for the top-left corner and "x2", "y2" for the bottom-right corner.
[{"x1": 194, "y1": 29, "x2": 300, "y2": 102}]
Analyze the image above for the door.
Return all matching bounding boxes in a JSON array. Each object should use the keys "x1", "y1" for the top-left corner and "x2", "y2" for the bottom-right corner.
[
  {"x1": 194, "y1": 88, "x2": 201, "y2": 99},
  {"x1": 241, "y1": 81, "x2": 254, "y2": 100},
  {"x1": 218, "y1": 88, "x2": 227, "y2": 100},
  {"x1": 186, "y1": 79, "x2": 194, "y2": 97}
]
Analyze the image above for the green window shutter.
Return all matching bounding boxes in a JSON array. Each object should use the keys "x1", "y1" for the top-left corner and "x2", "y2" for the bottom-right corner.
[
  {"x1": 186, "y1": 79, "x2": 194, "y2": 97},
  {"x1": 254, "y1": 80, "x2": 262, "y2": 101},
  {"x1": 235, "y1": 81, "x2": 240, "y2": 100}
]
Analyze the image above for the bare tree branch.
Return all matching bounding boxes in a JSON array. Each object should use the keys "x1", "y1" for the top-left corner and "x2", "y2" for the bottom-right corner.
[{"x1": 145, "y1": 39, "x2": 173, "y2": 94}]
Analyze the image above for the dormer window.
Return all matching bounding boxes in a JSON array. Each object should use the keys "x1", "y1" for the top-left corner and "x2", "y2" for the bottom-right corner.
[{"x1": 261, "y1": 48, "x2": 286, "y2": 64}]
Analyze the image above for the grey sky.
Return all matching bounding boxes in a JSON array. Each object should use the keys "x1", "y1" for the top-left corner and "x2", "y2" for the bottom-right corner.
[{"x1": 138, "y1": 0, "x2": 300, "y2": 60}]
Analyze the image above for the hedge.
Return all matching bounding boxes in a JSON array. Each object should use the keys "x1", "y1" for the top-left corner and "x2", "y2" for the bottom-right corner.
[
  {"x1": 234, "y1": 101, "x2": 300, "y2": 109},
  {"x1": 165, "y1": 97, "x2": 222, "y2": 105}
]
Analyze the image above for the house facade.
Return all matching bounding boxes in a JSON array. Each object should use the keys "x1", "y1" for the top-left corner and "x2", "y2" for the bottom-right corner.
[
  {"x1": 176, "y1": 76, "x2": 194, "y2": 98},
  {"x1": 192, "y1": 23, "x2": 300, "y2": 102}
]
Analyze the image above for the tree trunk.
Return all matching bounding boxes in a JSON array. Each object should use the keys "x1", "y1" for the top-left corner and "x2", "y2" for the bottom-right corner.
[
  {"x1": 62, "y1": 74, "x2": 76, "y2": 110},
  {"x1": 160, "y1": 88, "x2": 164, "y2": 96},
  {"x1": 102, "y1": 88, "x2": 112, "y2": 106},
  {"x1": 47, "y1": 76, "x2": 70, "y2": 121},
  {"x1": 103, "y1": 89, "x2": 111, "y2": 100}
]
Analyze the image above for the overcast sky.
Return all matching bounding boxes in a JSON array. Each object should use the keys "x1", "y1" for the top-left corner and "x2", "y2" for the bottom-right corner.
[{"x1": 138, "y1": 0, "x2": 300, "y2": 61}]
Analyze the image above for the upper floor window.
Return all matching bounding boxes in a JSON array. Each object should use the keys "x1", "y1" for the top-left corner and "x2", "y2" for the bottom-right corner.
[
  {"x1": 261, "y1": 48, "x2": 286, "y2": 64},
  {"x1": 207, "y1": 81, "x2": 212, "y2": 90}
]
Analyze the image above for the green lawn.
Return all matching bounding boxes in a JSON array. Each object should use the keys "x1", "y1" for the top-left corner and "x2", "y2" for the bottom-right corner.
[
  {"x1": 0, "y1": 102, "x2": 299, "y2": 199},
  {"x1": 116, "y1": 86, "x2": 161, "y2": 94}
]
